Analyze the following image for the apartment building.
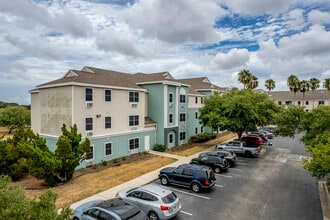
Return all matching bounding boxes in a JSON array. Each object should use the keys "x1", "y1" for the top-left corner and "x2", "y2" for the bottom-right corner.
[
  {"x1": 30, "y1": 66, "x2": 225, "y2": 167},
  {"x1": 269, "y1": 90, "x2": 330, "y2": 111}
]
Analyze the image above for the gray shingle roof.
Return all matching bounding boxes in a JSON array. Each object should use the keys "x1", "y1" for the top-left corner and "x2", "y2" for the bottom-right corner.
[{"x1": 177, "y1": 77, "x2": 227, "y2": 95}]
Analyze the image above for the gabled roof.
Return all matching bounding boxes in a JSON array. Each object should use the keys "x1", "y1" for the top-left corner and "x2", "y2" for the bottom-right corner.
[
  {"x1": 37, "y1": 67, "x2": 142, "y2": 90},
  {"x1": 177, "y1": 77, "x2": 227, "y2": 95}
]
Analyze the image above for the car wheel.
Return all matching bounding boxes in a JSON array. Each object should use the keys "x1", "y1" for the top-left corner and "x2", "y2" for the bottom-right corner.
[
  {"x1": 73, "y1": 217, "x2": 79, "y2": 220},
  {"x1": 149, "y1": 211, "x2": 159, "y2": 220},
  {"x1": 214, "y1": 167, "x2": 221, "y2": 173},
  {"x1": 244, "y1": 151, "x2": 252, "y2": 158},
  {"x1": 191, "y1": 182, "x2": 201, "y2": 192},
  {"x1": 160, "y1": 176, "x2": 169, "y2": 185}
]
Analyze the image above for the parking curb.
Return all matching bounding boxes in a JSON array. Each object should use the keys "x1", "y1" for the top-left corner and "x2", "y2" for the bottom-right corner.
[{"x1": 319, "y1": 181, "x2": 330, "y2": 220}]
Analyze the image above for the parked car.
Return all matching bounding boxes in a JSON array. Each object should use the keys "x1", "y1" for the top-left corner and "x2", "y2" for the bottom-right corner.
[
  {"x1": 72, "y1": 198, "x2": 148, "y2": 220},
  {"x1": 159, "y1": 164, "x2": 216, "y2": 192},
  {"x1": 217, "y1": 140, "x2": 261, "y2": 157},
  {"x1": 249, "y1": 132, "x2": 268, "y2": 143},
  {"x1": 116, "y1": 184, "x2": 181, "y2": 220},
  {"x1": 239, "y1": 135, "x2": 264, "y2": 146},
  {"x1": 258, "y1": 129, "x2": 274, "y2": 139},
  {"x1": 199, "y1": 150, "x2": 237, "y2": 167},
  {"x1": 190, "y1": 155, "x2": 230, "y2": 173}
]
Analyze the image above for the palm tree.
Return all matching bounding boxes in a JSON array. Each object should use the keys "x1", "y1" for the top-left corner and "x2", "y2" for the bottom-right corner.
[
  {"x1": 246, "y1": 75, "x2": 259, "y2": 90},
  {"x1": 238, "y1": 69, "x2": 252, "y2": 89},
  {"x1": 309, "y1": 78, "x2": 320, "y2": 108},
  {"x1": 265, "y1": 79, "x2": 275, "y2": 95},
  {"x1": 287, "y1": 75, "x2": 300, "y2": 105},
  {"x1": 324, "y1": 78, "x2": 330, "y2": 93},
  {"x1": 299, "y1": 80, "x2": 310, "y2": 106}
]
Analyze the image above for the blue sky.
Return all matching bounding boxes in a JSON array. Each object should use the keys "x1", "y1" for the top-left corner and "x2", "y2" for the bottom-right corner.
[{"x1": 0, "y1": 0, "x2": 330, "y2": 104}]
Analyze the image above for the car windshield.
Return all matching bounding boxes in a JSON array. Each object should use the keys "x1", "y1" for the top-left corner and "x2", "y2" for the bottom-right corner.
[
  {"x1": 112, "y1": 204, "x2": 141, "y2": 219},
  {"x1": 162, "y1": 192, "x2": 177, "y2": 204}
]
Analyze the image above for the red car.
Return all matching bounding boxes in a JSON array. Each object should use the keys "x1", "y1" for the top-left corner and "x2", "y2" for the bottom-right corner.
[{"x1": 239, "y1": 135, "x2": 264, "y2": 146}]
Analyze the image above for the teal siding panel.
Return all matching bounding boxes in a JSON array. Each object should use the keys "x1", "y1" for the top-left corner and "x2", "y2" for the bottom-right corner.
[{"x1": 43, "y1": 129, "x2": 156, "y2": 169}]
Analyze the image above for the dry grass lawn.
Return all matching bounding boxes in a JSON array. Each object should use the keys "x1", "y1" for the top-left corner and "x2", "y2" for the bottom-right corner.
[{"x1": 12, "y1": 131, "x2": 235, "y2": 209}]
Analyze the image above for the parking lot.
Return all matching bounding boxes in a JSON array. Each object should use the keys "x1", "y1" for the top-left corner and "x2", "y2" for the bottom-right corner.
[{"x1": 150, "y1": 135, "x2": 323, "y2": 220}]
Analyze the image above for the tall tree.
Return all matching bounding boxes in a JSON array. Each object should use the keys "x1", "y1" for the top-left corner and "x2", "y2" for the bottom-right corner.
[
  {"x1": 199, "y1": 89, "x2": 279, "y2": 139},
  {"x1": 55, "y1": 124, "x2": 91, "y2": 182},
  {"x1": 309, "y1": 78, "x2": 320, "y2": 108},
  {"x1": 0, "y1": 106, "x2": 30, "y2": 134},
  {"x1": 265, "y1": 79, "x2": 275, "y2": 94},
  {"x1": 299, "y1": 80, "x2": 310, "y2": 106},
  {"x1": 238, "y1": 69, "x2": 252, "y2": 89},
  {"x1": 287, "y1": 75, "x2": 300, "y2": 105},
  {"x1": 246, "y1": 75, "x2": 259, "y2": 90},
  {"x1": 324, "y1": 78, "x2": 330, "y2": 92}
]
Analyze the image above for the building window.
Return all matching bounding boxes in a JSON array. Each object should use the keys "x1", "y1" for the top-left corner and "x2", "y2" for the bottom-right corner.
[
  {"x1": 129, "y1": 115, "x2": 139, "y2": 126},
  {"x1": 319, "y1": 100, "x2": 325, "y2": 105},
  {"x1": 195, "y1": 112, "x2": 198, "y2": 119},
  {"x1": 195, "y1": 127, "x2": 198, "y2": 134},
  {"x1": 180, "y1": 113, "x2": 186, "y2": 122},
  {"x1": 201, "y1": 126, "x2": 204, "y2": 133},
  {"x1": 129, "y1": 138, "x2": 139, "y2": 150},
  {"x1": 195, "y1": 97, "x2": 198, "y2": 104},
  {"x1": 278, "y1": 101, "x2": 282, "y2": 105},
  {"x1": 105, "y1": 143, "x2": 112, "y2": 156},
  {"x1": 201, "y1": 97, "x2": 204, "y2": 104},
  {"x1": 85, "y1": 88, "x2": 93, "y2": 102},
  {"x1": 129, "y1": 91, "x2": 139, "y2": 102},
  {"x1": 180, "y1": 94, "x2": 186, "y2": 103},
  {"x1": 305, "y1": 101, "x2": 309, "y2": 105},
  {"x1": 105, "y1": 90, "x2": 111, "y2": 102},
  {"x1": 169, "y1": 114, "x2": 173, "y2": 123},
  {"x1": 285, "y1": 101, "x2": 292, "y2": 105},
  {"x1": 169, "y1": 134, "x2": 173, "y2": 144},
  {"x1": 105, "y1": 116, "x2": 111, "y2": 129},
  {"x1": 297, "y1": 101, "x2": 301, "y2": 105},
  {"x1": 86, "y1": 146, "x2": 93, "y2": 160},
  {"x1": 85, "y1": 118, "x2": 93, "y2": 131},
  {"x1": 180, "y1": 132, "x2": 186, "y2": 141},
  {"x1": 169, "y1": 93, "x2": 173, "y2": 103}
]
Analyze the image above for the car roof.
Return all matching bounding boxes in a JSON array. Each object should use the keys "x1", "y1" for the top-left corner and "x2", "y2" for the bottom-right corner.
[
  {"x1": 137, "y1": 184, "x2": 173, "y2": 197},
  {"x1": 179, "y1": 163, "x2": 211, "y2": 171}
]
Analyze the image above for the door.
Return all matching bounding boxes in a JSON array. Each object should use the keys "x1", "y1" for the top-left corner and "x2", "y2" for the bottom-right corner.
[
  {"x1": 168, "y1": 132, "x2": 175, "y2": 148},
  {"x1": 144, "y1": 135, "x2": 150, "y2": 151}
]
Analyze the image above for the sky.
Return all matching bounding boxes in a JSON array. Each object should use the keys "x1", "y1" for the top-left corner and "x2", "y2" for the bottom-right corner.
[{"x1": 0, "y1": 0, "x2": 330, "y2": 105}]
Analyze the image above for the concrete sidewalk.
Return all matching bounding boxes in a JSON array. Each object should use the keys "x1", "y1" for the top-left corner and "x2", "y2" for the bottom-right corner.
[{"x1": 70, "y1": 147, "x2": 214, "y2": 210}]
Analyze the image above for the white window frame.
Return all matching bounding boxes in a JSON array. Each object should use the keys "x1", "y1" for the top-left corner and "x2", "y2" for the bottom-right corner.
[{"x1": 104, "y1": 142, "x2": 112, "y2": 156}]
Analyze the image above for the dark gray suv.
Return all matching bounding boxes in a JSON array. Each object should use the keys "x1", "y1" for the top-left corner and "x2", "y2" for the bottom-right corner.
[{"x1": 158, "y1": 164, "x2": 216, "y2": 192}]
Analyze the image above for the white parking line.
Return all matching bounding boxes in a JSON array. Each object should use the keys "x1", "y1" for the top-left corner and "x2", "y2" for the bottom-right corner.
[
  {"x1": 215, "y1": 184, "x2": 224, "y2": 187},
  {"x1": 180, "y1": 210, "x2": 193, "y2": 216},
  {"x1": 216, "y1": 174, "x2": 233, "y2": 178},
  {"x1": 164, "y1": 186, "x2": 211, "y2": 200}
]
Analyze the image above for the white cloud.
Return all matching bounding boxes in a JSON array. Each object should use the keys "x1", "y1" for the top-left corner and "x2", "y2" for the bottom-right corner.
[
  {"x1": 0, "y1": 0, "x2": 93, "y2": 37},
  {"x1": 120, "y1": 0, "x2": 226, "y2": 44},
  {"x1": 308, "y1": 10, "x2": 330, "y2": 25},
  {"x1": 211, "y1": 48, "x2": 250, "y2": 70},
  {"x1": 220, "y1": 0, "x2": 297, "y2": 15}
]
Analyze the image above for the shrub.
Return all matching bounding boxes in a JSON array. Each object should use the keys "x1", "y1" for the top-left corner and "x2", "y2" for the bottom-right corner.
[
  {"x1": 153, "y1": 144, "x2": 166, "y2": 152},
  {"x1": 189, "y1": 132, "x2": 216, "y2": 143},
  {"x1": 101, "y1": 160, "x2": 107, "y2": 166}
]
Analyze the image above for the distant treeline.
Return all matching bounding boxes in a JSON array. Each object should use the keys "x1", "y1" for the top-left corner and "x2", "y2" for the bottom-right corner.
[{"x1": 0, "y1": 101, "x2": 30, "y2": 109}]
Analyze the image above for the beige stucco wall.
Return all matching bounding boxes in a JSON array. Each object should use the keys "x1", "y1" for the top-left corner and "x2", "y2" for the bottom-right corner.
[
  {"x1": 72, "y1": 86, "x2": 146, "y2": 137},
  {"x1": 38, "y1": 86, "x2": 72, "y2": 136},
  {"x1": 30, "y1": 92, "x2": 40, "y2": 133},
  {"x1": 188, "y1": 95, "x2": 204, "y2": 108}
]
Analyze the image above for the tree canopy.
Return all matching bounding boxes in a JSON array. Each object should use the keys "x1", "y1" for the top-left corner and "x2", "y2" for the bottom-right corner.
[
  {"x1": 0, "y1": 106, "x2": 30, "y2": 133},
  {"x1": 274, "y1": 105, "x2": 330, "y2": 179},
  {"x1": 199, "y1": 89, "x2": 280, "y2": 139},
  {"x1": 0, "y1": 175, "x2": 72, "y2": 220}
]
